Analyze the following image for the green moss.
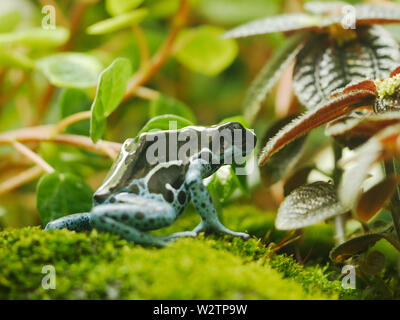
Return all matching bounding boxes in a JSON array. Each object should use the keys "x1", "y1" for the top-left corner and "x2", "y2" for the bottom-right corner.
[
  {"x1": 0, "y1": 227, "x2": 341, "y2": 300},
  {"x1": 0, "y1": 204, "x2": 351, "y2": 300}
]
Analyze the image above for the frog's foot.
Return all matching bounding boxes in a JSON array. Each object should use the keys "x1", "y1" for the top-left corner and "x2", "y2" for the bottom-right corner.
[
  {"x1": 193, "y1": 221, "x2": 250, "y2": 240},
  {"x1": 45, "y1": 213, "x2": 92, "y2": 232},
  {"x1": 161, "y1": 231, "x2": 197, "y2": 242}
]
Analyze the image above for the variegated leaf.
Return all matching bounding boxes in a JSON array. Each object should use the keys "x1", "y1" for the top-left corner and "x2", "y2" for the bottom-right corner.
[
  {"x1": 243, "y1": 33, "x2": 307, "y2": 124},
  {"x1": 222, "y1": 13, "x2": 320, "y2": 39},
  {"x1": 293, "y1": 26, "x2": 400, "y2": 110},
  {"x1": 329, "y1": 233, "x2": 384, "y2": 262},
  {"x1": 260, "y1": 114, "x2": 308, "y2": 186},
  {"x1": 355, "y1": 4, "x2": 400, "y2": 25},
  {"x1": 275, "y1": 181, "x2": 349, "y2": 230},
  {"x1": 259, "y1": 88, "x2": 376, "y2": 166},
  {"x1": 326, "y1": 111, "x2": 400, "y2": 148},
  {"x1": 304, "y1": 1, "x2": 347, "y2": 15}
]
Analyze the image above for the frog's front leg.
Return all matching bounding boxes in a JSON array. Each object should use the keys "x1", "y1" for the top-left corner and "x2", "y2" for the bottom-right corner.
[
  {"x1": 90, "y1": 195, "x2": 195, "y2": 247},
  {"x1": 186, "y1": 158, "x2": 250, "y2": 240}
]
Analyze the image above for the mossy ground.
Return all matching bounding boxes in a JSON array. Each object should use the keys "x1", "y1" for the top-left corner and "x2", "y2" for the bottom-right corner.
[{"x1": 0, "y1": 204, "x2": 358, "y2": 299}]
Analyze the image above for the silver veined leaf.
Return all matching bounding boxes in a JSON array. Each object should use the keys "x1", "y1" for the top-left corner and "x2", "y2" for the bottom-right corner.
[
  {"x1": 329, "y1": 233, "x2": 384, "y2": 262},
  {"x1": 222, "y1": 13, "x2": 321, "y2": 39},
  {"x1": 261, "y1": 114, "x2": 308, "y2": 186},
  {"x1": 355, "y1": 4, "x2": 400, "y2": 25},
  {"x1": 304, "y1": 1, "x2": 347, "y2": 15},
  {"x1": 258, "y1": 88, "x2": 376, "y2": 166},
  {"x1": 275, "y1": 181, "x2": 349, "y2": 230},
  {"x1": 293, "y1": 26, "x2": 400, "y2": 110},
  {"x1": 243, "y1": 32, "x2": 307, "y2": 124}
]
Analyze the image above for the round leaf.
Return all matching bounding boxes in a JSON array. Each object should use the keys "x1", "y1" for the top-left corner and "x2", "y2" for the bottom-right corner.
[
  {"x1": 0, "y1": 10, "x2": 21, "y2": 33},
  {"x1": 276, "y1": 181, "x2": 349, "y2": 230},
  {"x1": 106, "y1": 0, "x2": 144, "y2": 16},
  {"x1": 37, "y1": 53, "x2": 103, "y2": 88},
  {"x1": 149, "y1": 95, "x2": 196, "y2": 123},
  {"x1": 175, "y1": 25, "x2": 238, "y2": 76},
  {"x1": 0, "y1": 27, "x2": 69, "y2": 48},
  {"x1": 137, "y1": 114, "x2": 194, "y2": 136},
  {"x1": 329, "y1": 233, "x2": 384, "y2": 262},
  {"x1": 361, "y1": 250, "x2": 386, "y2": 275},
  {"x1": 355, "y1": 175, "x2": 400, "y2": 222},
  {"x1": 90, "y1": 57, "x2": 132, "y2": 142},
  {"x1": 36, "y1": 172, "x2": 93, "y2": 226},
  {"x1": 87, "y1": 9, "x2": 148, "y2": 35}
]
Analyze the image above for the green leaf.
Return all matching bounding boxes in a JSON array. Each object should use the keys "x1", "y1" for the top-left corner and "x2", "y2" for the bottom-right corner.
[
  {"x1": 276, "y1": 181, "x2": 349, "y2": 230},
  {"x1": 261, "y1": 114, "x2": 308, "y2": 187},
  {"x1": 137, "y1": 114, "x2": 194, "y2": 136},
  {"x1": 218, "y1": 115, "x2": 249, "y2": 128},
  {"x1": 149, "y1": 95, "x2": 196, "y2": 123},
  {"x1": 36, "y1": 172, "x2": 93, "y2": 226},
  {"x1": 206, "y1": 166, "x2": 243, "y2": 208},
  {"x1": 174, "y1": 25, "x2": 238, "y2": 76},
  {"x1": 196, "y1": 0, "x2": 280, "y2": 25},
  {"x1": 37, "y1": 53, "x2": 103, "y2": 88},
  {"x1": 58, "y1": 88, "x2": 92, "y2": 136},
  {"x1": 243, "y1": 32, "x2": 306, "y2": 124},
  {"x1": 106, "y1": 0, "x2": 144, "y2": 16},
  {"x1": 87, "y1": 9, "x2": 148, "y2": 35},
  {"x1": 0, "y1": 51, "x2": 34, "y2": 70},
  {"x1": 0, "y1": 10, "x2": 21, "y2": 33},
  {"x1": 0, "y1": 27, "x2": 69, "y2": 48},
  {"x1": 90, "y1": 57, "x2": 132, "y2": 142}
]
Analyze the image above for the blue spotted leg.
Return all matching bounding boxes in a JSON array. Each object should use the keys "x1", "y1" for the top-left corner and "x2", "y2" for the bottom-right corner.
[
  {"x1": 46, "y1": 194, "x2": 196, "y2": 247},
  {"x1": 186, "y1": 155, "x2": 250, "y2": 240}
]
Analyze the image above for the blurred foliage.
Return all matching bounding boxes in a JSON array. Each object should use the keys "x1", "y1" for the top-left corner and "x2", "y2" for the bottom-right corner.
[{"x1": 1, "y1": 0, "x2": 400, "y2": 300}]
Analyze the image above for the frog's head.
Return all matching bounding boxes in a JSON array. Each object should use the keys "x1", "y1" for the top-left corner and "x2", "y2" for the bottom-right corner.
[
  {"x1": 214, "y1": 121, "x2": 257, "y2": 164},
  {"x1": 93, "y1": 138, "x2": 140, "y2": 204}
]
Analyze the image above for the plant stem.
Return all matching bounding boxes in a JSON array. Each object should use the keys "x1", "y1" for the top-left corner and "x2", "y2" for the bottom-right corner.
[
  {"x1": 383, "y1": 160, "x2": 400, "y2": 241},
  {"x1": 124, "y1": 0, "x2": 189, "y2": 101},
  {"x1": 333, "y1": 142, "x2": 346, "y2": 245},
  {"x1": 0, "y1": 125, "x2": 121, "y2": 159},
  {"x1": 0, "y1": 166, "x2": 43, "y2": 195},
  {"x1": 12, "y1": 141, "x2": 55, "y2": 173}
]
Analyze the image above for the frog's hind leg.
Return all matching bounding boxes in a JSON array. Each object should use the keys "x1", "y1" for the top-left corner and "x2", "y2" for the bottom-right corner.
[
  {"x1": 45, "y1": 212, "x2": 92, "y2": 232},
  {"x1": 89, "y1": 198, "x2": 195, "y2": 247}
]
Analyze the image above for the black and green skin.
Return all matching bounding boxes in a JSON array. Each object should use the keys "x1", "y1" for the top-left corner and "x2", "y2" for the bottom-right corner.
[{"x1": 45, "y1": 122, "x2": 257, "y2": 247}]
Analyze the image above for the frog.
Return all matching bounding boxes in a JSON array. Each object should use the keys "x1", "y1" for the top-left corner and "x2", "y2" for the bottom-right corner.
[{"x1": 45, "y1": 121, "x2": 257, "y2": 247}]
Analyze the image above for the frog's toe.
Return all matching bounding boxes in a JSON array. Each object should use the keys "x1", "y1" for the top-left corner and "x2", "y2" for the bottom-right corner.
[{"x1": 162, "y1": 231, "x2": 197, "y2": 242}]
